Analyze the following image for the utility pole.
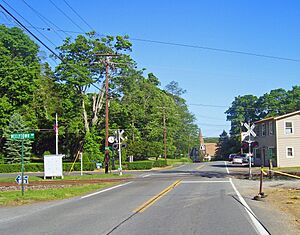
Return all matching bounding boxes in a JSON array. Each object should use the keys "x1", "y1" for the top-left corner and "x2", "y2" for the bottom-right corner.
[
  {"x1": 95, "y1": 54, "x2": 118, "y2": 174},
  {"x1": 163, "y1": 108, "x2": 167, "y2": 160}
]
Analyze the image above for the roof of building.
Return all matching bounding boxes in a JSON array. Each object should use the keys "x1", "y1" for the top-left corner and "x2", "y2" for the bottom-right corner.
[{"x1": 255, "y1": 110, "x2": 300, "y2": 124}]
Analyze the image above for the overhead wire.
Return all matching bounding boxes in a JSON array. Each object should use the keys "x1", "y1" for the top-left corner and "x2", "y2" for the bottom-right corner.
[
  {"x1": 21, "y1": 0, "x2": 68, "y2": 39},
  {"x1": 2, "y1": 0, "x2": 58, "y2": 49},
  {"x1": 0, "y1": 19, "x2": 299, "y2": 63},
  {"x1": 130, "y1": 37, "x2": 300, "y2": 63},
  {"x1": 62, "y1": 0, "x2": 94, "y2": 31},
  {"x1": 48, "y1": 0, "x2": 86, "y2": 33},
  {"x1": 0, "y1": 3, "x2": 101, "y2": 91}
]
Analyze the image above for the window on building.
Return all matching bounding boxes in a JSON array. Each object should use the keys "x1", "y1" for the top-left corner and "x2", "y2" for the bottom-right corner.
[
  {"x1": 262, "y1": 123, "x2": 266, "y2": 136},
  {"x1": 254, "y1": 148, "x2": 261, "y2": 159},
  {"x1": 285, "y1": 122, "x2": 293, "y2": 134},
  {"x1": 255, "y1": 125, "x2": 260, "y2": 136},
  {"x1": 269, "y1": 122, "x2": 274, "y2": 135},
  {"x1": 286, "y1": 147, "x2": 294, "y2": 158},
  {"x1": 268, "y1": 147, "x2": 275, "y2": 159}
]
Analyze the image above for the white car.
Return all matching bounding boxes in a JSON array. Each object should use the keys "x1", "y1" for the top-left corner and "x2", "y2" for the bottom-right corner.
[{"x1": 232, "y1": 155, "x2": 243, "y2": 164}]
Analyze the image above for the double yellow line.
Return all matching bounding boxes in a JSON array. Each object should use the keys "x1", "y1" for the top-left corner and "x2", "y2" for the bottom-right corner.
[
  {"x1": 196, "y1": 164, "x2": 205, "y2": 170},
  {"x1": 133, "y1": 180, "x2": 182, "y2": 213}
]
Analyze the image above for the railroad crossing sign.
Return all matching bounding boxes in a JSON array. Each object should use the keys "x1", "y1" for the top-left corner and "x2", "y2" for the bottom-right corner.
[
  {"x1": 108, "y1": 136, "x2": 115, "y2": 144},
  {"x1": 15, "y1": 175, "x2": 29, "y2": 184},
  {"x1": 243, "y1": 123, "x2": 256, "y2": 137},
  {"x1": 118, "y1": 129, "x2": 125, "y2": 142},
  {"x1": 11, "y1": 133, "x2": 35, "y2": 140}
]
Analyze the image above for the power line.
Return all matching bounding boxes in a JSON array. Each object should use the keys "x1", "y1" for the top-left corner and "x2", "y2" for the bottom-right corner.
[
  {"x1": 197, "y1": 122, "x2": 230, "y2": 127},
  {"x1": 21, "y1": 0, "x2": 70, "y2": 39},
  {"x1": 48, "y1": 0, "x2": 86, "y2": 33},
  {"x1": 130, "y1": 37, "x2": 300, "y2": 63},
  {"x1": 2, "y1": 0, "x2": 58, "y2": 49},
  {"x1": 1, "y1": 19, "x2": 299, "y2": 63},
  {"x1": 196, "y1": 114, "x2": 226, "y2": 121},
  {"x1": 63, "y1": 0, "x2": 94, "y2": 31},
  {"x1": 0, "y1": 3, "x2": 101, "y2": 91},
  {"x1": 189, "y1": 103, "x2": 228, "y2": 108}
]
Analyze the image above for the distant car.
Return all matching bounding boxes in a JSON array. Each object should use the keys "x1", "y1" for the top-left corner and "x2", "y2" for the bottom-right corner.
[
  {"x1": 232, "y1": 155, "x2": 243, "y2": 164},
  {"x1": 228, "y1": 154, "x2": 237, "y2": 162},
  {"x1": 240, "y1": 154, "x2": 254, "y2": 165}
]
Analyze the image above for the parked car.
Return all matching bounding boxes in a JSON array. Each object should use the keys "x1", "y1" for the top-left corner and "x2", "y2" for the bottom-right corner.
[
  {"x1": 240, "y1": 153, "x2": 254, "y2": 165},
  {"x1": 232, "y1": 155, "x2": 243, "y2": 164},
  {"x1": 228, "y1": 154, "x2": 237, "y2": 162}
]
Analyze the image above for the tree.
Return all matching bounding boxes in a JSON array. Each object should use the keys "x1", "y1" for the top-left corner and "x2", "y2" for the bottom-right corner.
[
  {"x1": 3, "y1": 113, "x2": 33, "y2": 163},
  {"x1": 215, "y1": 130, "x2": 239, "y2": 160},
  {"x1": 0, "y1": 25, "x2": 41, "y2": 134},
  {"x1": 225, "y1": 95, "x2": 258, "y2": 137},
  {"x1": 165, "y1": 81, "x2": 186, "y2": 97},
  {"x1": 256, "y1": 88, "x2": 288, "y2": 118}
]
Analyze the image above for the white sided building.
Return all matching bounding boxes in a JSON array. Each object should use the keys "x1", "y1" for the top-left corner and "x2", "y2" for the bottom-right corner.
[{"x1": 254, "y1": 110, "x2": 300, "y2": 167}]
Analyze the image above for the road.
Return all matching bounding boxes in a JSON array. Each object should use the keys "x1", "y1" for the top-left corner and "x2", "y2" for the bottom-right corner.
[{"x1": 0, "y1": 162, "x2": 273, "y2": 235}]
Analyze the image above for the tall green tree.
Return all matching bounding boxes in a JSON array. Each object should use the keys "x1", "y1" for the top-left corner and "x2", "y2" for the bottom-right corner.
[
  {"x1": 3, "y1": 113, "x2": 33, "y2": 163},
  {"x1": 0, "y1": 25, "x2": 41, "y2": 134}
]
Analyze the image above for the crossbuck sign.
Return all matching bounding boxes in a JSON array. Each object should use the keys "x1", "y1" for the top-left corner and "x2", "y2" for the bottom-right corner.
[{"x1": 242, "y1": 123, "x2": 256, "y2": 143}]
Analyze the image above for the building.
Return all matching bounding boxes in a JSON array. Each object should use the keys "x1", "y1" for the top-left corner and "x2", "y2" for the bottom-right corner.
[
  {"x1": 254, "y1": 110, "x2": 300, "y2": 167},
  {"x1": 204, "y1": 143, "x2": 217, "y2": 157}
]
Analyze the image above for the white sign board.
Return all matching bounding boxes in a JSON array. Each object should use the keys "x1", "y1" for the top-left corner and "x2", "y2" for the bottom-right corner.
[{"x1": 44, "y1": 155, "x2": 64, "y2": 179}]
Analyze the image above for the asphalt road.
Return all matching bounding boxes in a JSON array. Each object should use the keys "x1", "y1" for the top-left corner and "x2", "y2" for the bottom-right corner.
[{"x1": 0, "y1": 162, "x2": 273, "y2": 235}]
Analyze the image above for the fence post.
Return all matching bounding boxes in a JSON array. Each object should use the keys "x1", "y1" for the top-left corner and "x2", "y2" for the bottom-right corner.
[{"x1": 268, "y1": 159, "x2": 273, "y2": 179}]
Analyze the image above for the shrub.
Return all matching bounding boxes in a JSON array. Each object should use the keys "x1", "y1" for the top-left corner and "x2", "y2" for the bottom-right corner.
[
  {"x1": 153, "y1": 160, "x2": 168, "y2": 168},
  {"x1": 0, "y1": 162, "x2": 95, "y2": 173},
  {"x1": 127, "y1": 161, "x2": 153, "y2": 170},
  {"x1": 63, "y1": 163, "x2": 95, "y2": 171}
]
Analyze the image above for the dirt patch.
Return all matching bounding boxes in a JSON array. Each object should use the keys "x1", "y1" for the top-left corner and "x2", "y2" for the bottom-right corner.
[
  {"x1": 0, "y1": 178, "x2": 130, "y2": 191},
  {"x1": 265, "y1": 187, "x2": 300, "y2": 229}
]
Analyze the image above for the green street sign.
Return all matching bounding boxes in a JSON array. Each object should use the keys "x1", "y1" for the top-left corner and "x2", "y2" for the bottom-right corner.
[{"x1": 11, "y1": 133, "x2": 35, "y2": 140}]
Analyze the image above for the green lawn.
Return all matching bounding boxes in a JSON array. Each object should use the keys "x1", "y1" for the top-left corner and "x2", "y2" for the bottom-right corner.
[
  {"x1": 0, "y1": 173, "x2": 132, "y2": 183},
  {"x1": 166, "y1": 157, "x2": 192, "y2": 165},
  {"x1": 0, "y1": 183, "x2": 115, "y2": 206},
  {"x1": 273, "y1": 167, "x2": 300, "y2": 171}
]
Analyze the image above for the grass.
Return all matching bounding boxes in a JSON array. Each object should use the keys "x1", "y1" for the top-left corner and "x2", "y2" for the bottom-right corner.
[
  {"x1": 166, "y1": 157, "x2": 192, "y2": 165},
  {"x1": 0, "y1": 173, "x2": 132, "y2": 183},
  {"x1": 274, "y1": 167, "x2": 300, "y2": 171},
  {"x1": 0, "y1": 183, "x2": 115, "y2": 206}
]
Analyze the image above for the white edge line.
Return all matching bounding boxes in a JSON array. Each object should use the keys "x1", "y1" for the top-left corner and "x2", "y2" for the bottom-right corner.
[
  {"x1": 175, "y1": 164, "x2": 185, "y2": 169},
  {"x1": 142, "y1": 174, "x2": 151, "y2": 178},
  {"x1": 224, "y1": 161, "x2": 230, "y2": 174},
  {"x1": 229, "y1": 178, "x2": 269, "y2": 235},
  {"x1": 182, "y1": 181, "x2": 230, "y2": 183},
  {"x1": 81, "y1": 182, "x2": 132, "y2": 199},
  {"x1": 150, "y1": 173, "x2": 190, "y2": 176}
]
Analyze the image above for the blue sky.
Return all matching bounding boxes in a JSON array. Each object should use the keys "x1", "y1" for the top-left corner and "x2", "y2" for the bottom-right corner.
[{"x1": 1, "y1": 0, "x2": 300, "y2": 137}]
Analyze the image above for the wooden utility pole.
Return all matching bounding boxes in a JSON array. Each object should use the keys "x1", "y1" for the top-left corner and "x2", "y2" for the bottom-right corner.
[
  {"x1": 104, "y1": 58, "x2": 109, "y2": 173},
  {"x1": 163, "y1": 108, "x2": 167, "y2": 160},
  {"x1": 95, "y1": 54, "x2": 118, "y2": 174}
]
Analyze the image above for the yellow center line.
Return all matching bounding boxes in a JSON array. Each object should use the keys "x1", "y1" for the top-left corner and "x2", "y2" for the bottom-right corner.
[
  {"x1": 196, "y1": 164, "x2": 205, "y2": 170},
  {"x1": 133, "y1": 180, "x2": 182, "y2": 213}
]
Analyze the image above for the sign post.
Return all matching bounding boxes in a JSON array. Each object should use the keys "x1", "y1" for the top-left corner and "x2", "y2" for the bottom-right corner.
[
  {"x1": 243, "y1": 123, "x2": 256, "y2": 179},
  {"x1": 10, "y1": 133, "x2": 34, "y2": 195},
  {"x1": 21, "y1": 138, "x2": 24, "y2": 196},
  {"x1": 118, "y1": 130, "x2": 125, "y2": 176}
]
